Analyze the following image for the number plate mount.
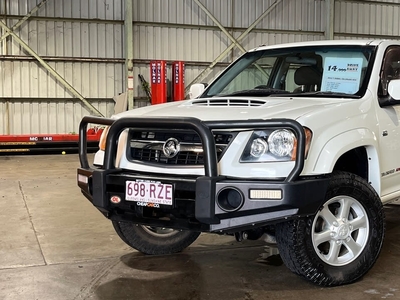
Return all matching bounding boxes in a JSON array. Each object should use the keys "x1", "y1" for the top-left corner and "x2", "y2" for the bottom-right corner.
[{"x1": 125, "y1": 180, "x2": 173, "y2": 206}]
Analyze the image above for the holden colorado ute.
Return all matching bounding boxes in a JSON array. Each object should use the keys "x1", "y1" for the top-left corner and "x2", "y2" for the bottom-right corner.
[{"x1": 77, "y1": 39, "x2": 400, "y2": 286}]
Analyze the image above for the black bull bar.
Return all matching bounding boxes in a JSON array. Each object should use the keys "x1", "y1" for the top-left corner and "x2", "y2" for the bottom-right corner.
[{"x1": 78, "y1": 116, "x2": 323, "y2": 227}]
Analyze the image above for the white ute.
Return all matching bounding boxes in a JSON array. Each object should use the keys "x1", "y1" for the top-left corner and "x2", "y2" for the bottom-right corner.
[{"x1": 78, "y1": 40, "x2": 400, "y2": 286}]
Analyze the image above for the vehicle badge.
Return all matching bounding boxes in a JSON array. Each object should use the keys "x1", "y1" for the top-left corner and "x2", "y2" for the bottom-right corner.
[
  {"x1": 163, "y1": 138, "x2": 180, "y2": 158},
  {"x1": 110, "y1": 196, "x2": 121, "y2": 204}
]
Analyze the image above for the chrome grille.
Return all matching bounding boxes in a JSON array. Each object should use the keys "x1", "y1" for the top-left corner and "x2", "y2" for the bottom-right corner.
[{"x1": 129, "y1": 130, "x2": 233, "y2": 165}]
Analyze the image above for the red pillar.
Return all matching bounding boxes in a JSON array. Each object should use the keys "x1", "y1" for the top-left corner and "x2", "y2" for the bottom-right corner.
[
  {"x1": 150, "y1": 60, "x2": 167, "y2": 105},
  {"x1": 172, "y1": 61, "x2": 185, "y2": 101}
]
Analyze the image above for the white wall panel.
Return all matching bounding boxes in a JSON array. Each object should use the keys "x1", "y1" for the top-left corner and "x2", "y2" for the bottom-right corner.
[
  {"x1": 132, "y1": 0, "x2": 325, "y2": 31},
  {"x1": 133, "y1": 25, "x2": 323, "y2": 64},
  {"x1": 335, "y1": 1, "x2": 400, "y2": 37},
  {"x1": 0, "y1": 61, "x2": 124, "y2": 98},
  {"x1": 0, "y1": 99, "x2": 114, "y2": 135},
  {"x1": 4, "y1": 0, "x2": 124, "y2": 20},
  {"x1": 3, "y1": 20, "x2": 123, "y2": 58},
  {"x1": 134, "y1": 25, "x2": 230, "y2": 63},
  {"x1": 133, "y1": 0, "x2": 233, "y2": 27},
  {"x1": 234, "y1": 0, "x2": 325, "y2": 32}
]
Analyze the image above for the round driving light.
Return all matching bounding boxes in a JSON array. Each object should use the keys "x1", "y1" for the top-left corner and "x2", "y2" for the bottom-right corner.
[
  {"x1": 217, "y1": 188, "x2": 244, "y2": 212},
  {"x1": 268, "y1": 129, "x2": 295, "y2": 157},
  {"x1": 250, "y1": 138, "x2": 268, "y2": 158}
]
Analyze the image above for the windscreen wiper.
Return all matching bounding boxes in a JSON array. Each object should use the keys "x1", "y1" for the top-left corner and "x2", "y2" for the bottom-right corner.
[
  {"x1": 291, "y1": 91, "x2": 360, "y2": 98},
  {"x1": 221, "y1": 88, "x2": 291, "y2": 97}
]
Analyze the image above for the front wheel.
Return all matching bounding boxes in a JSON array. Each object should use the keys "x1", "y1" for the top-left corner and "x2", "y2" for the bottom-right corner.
[
  {"x1": 112, "y1": 221, "x2": 201, "y2": 255},
  {"x1": 276, "y1": 171, "x2": 385, "y2": 286}
]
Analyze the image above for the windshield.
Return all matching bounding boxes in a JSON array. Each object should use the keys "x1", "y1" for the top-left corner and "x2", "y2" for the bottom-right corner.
[{"x1": 203, "y1": 45, "x2": 376, "y2": 98}]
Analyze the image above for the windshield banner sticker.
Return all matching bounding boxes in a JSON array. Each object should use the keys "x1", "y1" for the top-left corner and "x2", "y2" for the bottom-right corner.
[{"x1": 321, "y1": 57, "x2": 363, "y2": 94}]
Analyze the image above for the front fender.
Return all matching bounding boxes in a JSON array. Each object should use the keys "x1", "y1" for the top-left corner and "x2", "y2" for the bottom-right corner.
[{"x1": 311, "y1": 128, "x2": 380, "y2": 194}]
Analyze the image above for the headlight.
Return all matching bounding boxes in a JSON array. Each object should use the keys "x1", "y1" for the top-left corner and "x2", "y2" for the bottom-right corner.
[
  {"x1": 240, "y1": 128, "x2": 312, "y2": 163},
  {"x1": 268, "y1": 129, "x2": 295, "y2": 157},
  {"x1": 250, "y1": 138, "x2": 269, "y2": 157}
]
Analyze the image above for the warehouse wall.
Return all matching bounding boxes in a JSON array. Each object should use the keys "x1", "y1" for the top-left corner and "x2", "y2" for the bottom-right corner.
[
  {"x1": 1, "y1": 0, "x2": 400, "y2": 134},
  {"x1": 335, "y1": 0, "x2": 400, "y2": 39},
  {"x1": 0, "y1": 0, "x2": 124, "y2": 134},
  {"x1": 132, "y1": 0, "x2": 325, "y2": 101}
]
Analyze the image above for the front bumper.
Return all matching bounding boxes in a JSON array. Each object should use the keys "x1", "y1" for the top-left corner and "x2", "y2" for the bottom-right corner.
[{"x1": 77, "y1": 116, "x2": 329, "y2": 233}]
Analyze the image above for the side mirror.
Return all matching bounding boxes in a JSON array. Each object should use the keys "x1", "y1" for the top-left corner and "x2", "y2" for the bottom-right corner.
[
  {"x1": 388, "y1": 79, "x2": 400, "y2": 100},
  {"x1": 189, "y1": 83, "x2": 205, "y2": 99}
]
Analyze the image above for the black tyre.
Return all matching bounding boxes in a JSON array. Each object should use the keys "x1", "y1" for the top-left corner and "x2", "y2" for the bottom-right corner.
[
  {"x1": 275, "y1": 171, "x2": 385, "y2": 286},
  {"x1": 112, "y1": 221, "x2": 201, "y2": 255}
]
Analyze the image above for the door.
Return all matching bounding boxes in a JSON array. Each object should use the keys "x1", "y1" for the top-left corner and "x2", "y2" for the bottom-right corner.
[{"x1": 376, "y1": 45, "x2": 400, "y2": 197}]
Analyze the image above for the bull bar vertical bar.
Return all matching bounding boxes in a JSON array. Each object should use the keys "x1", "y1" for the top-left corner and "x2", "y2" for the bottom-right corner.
[
  {"x1": 103, "y1": 117, "x2": 219, "y2": 177},
  {"x1": 78, "y1": 116, "x2": 115, "y2": 168}
]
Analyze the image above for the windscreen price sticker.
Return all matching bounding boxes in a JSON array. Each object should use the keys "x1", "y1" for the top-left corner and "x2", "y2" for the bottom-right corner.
[
  {"x1": 321, "y1": 57, "x2": 364, "y2": 94},
  {"x1": 126, "y1": 181, "x2": 173, "y2": 205}
]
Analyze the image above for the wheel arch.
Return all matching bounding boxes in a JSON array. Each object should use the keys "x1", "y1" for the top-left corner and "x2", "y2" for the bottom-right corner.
[
  {"x1": 275, "y1": 171, "x2": 385, "y2": 286},
  {"x1": 312, "y1": 129, "x2": 381, "y2": 195}
]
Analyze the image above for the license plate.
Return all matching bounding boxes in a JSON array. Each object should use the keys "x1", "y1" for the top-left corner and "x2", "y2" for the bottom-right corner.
[{"x1": 125, "y1": 180, "x2": 173, "y2": 205}]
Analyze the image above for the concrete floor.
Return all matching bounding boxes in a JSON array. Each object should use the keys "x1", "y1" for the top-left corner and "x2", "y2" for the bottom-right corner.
[{"x1": 1, "y1": 155, "x2": 400, "y2": 300}]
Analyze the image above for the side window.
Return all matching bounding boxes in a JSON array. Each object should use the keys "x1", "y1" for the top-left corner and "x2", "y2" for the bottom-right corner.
[{"x1": 379, "y1": 46, "x2": 400, "y2": 96}]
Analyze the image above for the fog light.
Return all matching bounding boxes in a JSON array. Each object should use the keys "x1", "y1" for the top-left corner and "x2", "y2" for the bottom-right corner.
[
  {"x1": 217, "y1": 188, "x2": 244, "y2": 212},
  {"x1": 249, "y1": 189, "x2": 282, "y2": 200}
]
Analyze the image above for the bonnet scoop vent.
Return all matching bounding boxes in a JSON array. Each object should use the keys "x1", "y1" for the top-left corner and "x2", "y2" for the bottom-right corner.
[{"x1": 190, "y1": 98, "x2": 267, "y2": 107}]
